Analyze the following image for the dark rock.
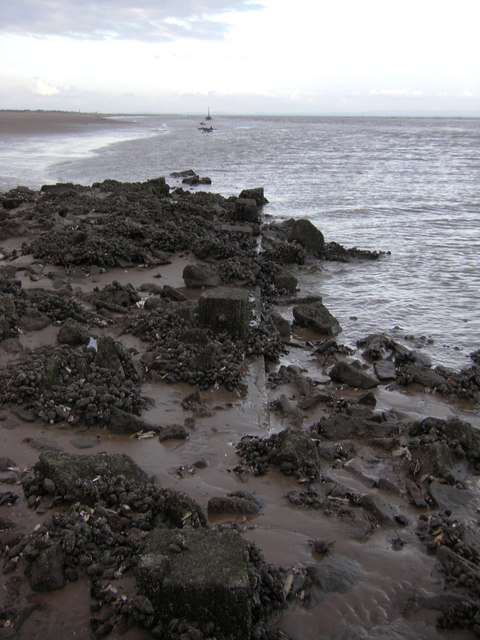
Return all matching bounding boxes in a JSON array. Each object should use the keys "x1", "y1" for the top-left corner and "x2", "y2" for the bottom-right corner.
[
  {"x1": 109, "y1": 406, "x2": 150, "y2": 434},
  {"x1": 374, "y1": 359, "x2": 396, "y2": 381},
  {"x1": 428, "y1": 481, "x2": 477, "y2": 511},
  {"x1": 198, "y1": 287, "x2": 250, "y2": 340},
  {"x1": 158, "y1": 424, "x2": 188, "y2": 442},
  {"x1": 207, "y1": 495, "x2": 260, "y2": 515},
  {"x1": 309, "y1": 555, "x2": 360, "y2": 595},
  {"x1": 293, "y1": 300, "x2": 341, "y2": 336},
  {"x1": 268, "y1": 311, "x2": 291, "y2": 340},
  {"x1": 237, "y1": 428, "x2": 321, "y2": 480},
  {"x1": 329, "y1": 361, "x2": 378, "y2": 389},
  {"x1": 18, "y1": 307, "x2": 51, "y2": 332},
  {"x1": 27, "y1": 543, "x2": 65, "y2": 591},
  {"x1": 183, "y1": 264, "x2": 221, "y2": 288},
  {"x1": 285, "y1": 218, "x2": 325, "y2": 257},
  {"x1": 57, "y1": 317, "x2": 89, "y2": 346},
  {"x1": 359, "y1": 494, "x2": 396, "y2": 526},
  {"x1": 91, "y1": 281, "x2": 140, "y2": 311},
  {"x1": 160, "y1": 490, "x2": 206, "y2": 528},
  {"x1": 137, "y1": 528, "x2": 259, "y2": 639},
  {"x1": 161, "y1": 285, "x2": 188, "y2": 301}
]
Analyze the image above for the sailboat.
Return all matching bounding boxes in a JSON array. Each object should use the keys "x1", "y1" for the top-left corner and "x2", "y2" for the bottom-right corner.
[{"x1": 205, "y1": 107, "x2": 212, "y2": 121}]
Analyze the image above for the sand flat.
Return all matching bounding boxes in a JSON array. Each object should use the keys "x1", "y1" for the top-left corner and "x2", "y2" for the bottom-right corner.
[{"x1": 0, "y1": 110, "x2": 120, "y2": 136}]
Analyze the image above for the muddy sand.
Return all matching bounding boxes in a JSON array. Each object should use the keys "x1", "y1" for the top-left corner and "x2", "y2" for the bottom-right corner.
[
  {"x1": 0, "y1": 175, "x2": 480, "y2": 640},
  {"x1": 0, "y1": 111, "x2": 121, "y2": 137}
]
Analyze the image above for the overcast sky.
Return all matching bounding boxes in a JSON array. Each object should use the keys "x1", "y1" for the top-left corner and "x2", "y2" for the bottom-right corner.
[{"x1": 1, "y1": 0, "x2": 479, "y2": 115}]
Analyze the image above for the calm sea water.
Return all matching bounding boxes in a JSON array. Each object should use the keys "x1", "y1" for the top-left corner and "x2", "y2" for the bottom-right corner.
[{"x1": 1, "y1": 114, "x2": 479, "y2": 370}]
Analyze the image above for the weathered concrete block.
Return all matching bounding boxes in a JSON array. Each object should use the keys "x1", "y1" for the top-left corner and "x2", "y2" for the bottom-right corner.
[
  {"x1": 234, "y1": 198, "x2": 259, "y2": 223},
  {"x1": 198, "y1": 287, "x2": 249, "y2": 340},
  {"x1": 238, "y1": 187, "x2": 268, "y2": 206},
  {"x1": 273, "y1": 268, "x2": 298, "y2": 294},
  {"x1": 137, "y1": 528, "x2": 252, "y2": 639},
  {"x1": 33, "y1": 451, "x2": 149, "y2": 504}
]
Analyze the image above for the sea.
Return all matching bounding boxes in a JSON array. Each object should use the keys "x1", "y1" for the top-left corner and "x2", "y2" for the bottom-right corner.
[{"x1": 1, "y1": 114, "x2": 479, "y2": 371}]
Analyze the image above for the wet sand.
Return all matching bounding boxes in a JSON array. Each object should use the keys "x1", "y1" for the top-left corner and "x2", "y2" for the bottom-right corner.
[
  {"x1": 0, "y1": 110, "x2": 121, "y2": 136},
  {"x1": 1, "y1": 176, "x2": 479, "y2": 639}
]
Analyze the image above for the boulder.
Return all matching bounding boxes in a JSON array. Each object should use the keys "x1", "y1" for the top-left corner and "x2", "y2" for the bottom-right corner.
[
  {"x1": 329, "y1": 361, "x2": 378, "y2": 389},
  {"x1": 137, "y1": 528, "x2": 253, "y2": 639},
  {"x1": 286, "y1": 218, "x2": 325, "y2": 256},
  {"x1": 293, "y1": 300, "x2": 341, "y2": 336},
  {"x1": 198, "y1": 287, "x2": 250, "y2": 340},
  {"x1": 234, "y1": 198, "x2": 260, "y2": 223},
  {"x1": 183, "y1": 264, "x2": 221, "y2": 288}
]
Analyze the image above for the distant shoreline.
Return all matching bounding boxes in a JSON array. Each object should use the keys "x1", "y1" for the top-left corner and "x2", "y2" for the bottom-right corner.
[{"x1": 0, "y1": 110, "x2": 125, "y2": 136}]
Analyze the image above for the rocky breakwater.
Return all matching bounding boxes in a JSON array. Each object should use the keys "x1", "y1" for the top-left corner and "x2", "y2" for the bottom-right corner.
[{"x1": 1, "y1": 175, "x2": 479, "y2": 639}]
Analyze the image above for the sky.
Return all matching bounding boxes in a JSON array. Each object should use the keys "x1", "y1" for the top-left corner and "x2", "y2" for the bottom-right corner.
[{"x1": 1, "y1": 0, "x2": 479, "y2": 116}]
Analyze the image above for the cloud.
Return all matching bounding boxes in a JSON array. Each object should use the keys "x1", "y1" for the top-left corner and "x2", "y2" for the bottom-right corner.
[
  {"x1": 33, "y1": 78, "x2": 60, "y2": 96},
  {"x1": 0, "y1": 0, "x2": 264, "y2": 41}
]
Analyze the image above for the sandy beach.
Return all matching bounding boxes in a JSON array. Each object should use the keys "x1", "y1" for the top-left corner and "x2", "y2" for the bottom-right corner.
[{"x1": 1, "y1": 171, "x2": 479, "y2": 639}]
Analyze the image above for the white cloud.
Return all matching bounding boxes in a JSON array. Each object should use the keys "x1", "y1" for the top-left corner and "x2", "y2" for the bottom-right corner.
[{"x1": 33, "y1": 79, "x2": 60, "y2": 96}]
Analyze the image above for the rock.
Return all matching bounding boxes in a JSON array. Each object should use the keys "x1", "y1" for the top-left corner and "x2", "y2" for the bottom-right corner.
[
  {"x1": 374, "y1": 359, "x2": 396, "y2": 381},
  {"x1": 137, "y1": 528, "x2": 253, "y2": 638},
  {"x1": 285, "y1": 218, "x2": 325, "y2": 257},
  {"x1": 238, "y1": 187, "x2": 268, "y2": 206},
  {"x1": 198, "y1": 287, "x2": 250, "y2": 340},
  {"x1": 161, "y1": 285, "x2": 188, "y2": 301},
  {"x1": 27, "y1": 543, "x2": 65, "y2": 591},
  {"x1": 91, "y1": 281, "x2": 140, "y2": 310},
  {"x1": 18, "y1": 308, "x2": 51, "y2": 332},
  {"x1": 109, "y1": 406, "x2": 151, "y2": 434},
  {"x1": 207, "y1": 495, "x2": 260, "y2": 515},
  {"x1": 273, "y1": 268, "x2": 298, "y2": 294},
  {"x1": 234, "y1": 198, "x2": 259, "y2": 223},
  {"x1": 32, "y1": 451, "x2": 149, "y2": 505},
  {"x1": 268, "y1": 429, "x2": 321, "y2": 479},
  {"x1": 268, "y1": 311, "x2": 291, "y2": 340},
  {"x1": 158, "y1": 424, "x2": 188, "y2": 442},
  {"x1": 182, "y1": 264, "x2": 221, "y2": 288},
  {"x1": 359, "y1": 494, "x2": 396, "y2": 526},
  {"x1": 161, "y1": 489, "x2": 207, "y2": 528},
  {"x1": 309, "y1": 555, "x2": 360, "y2": 595},
  {"x1": 329, "y1": 361, "x2": 379, "y2": 389},
  {"x1": 57, "y1": 318, "x2": 89, "y2": 346},
  {"x1": 429, "y1": 480, "x2": 477, "y2": 511},
  {"x1": 293, "y1": 300, "x2": 341, "y2": 336}
]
